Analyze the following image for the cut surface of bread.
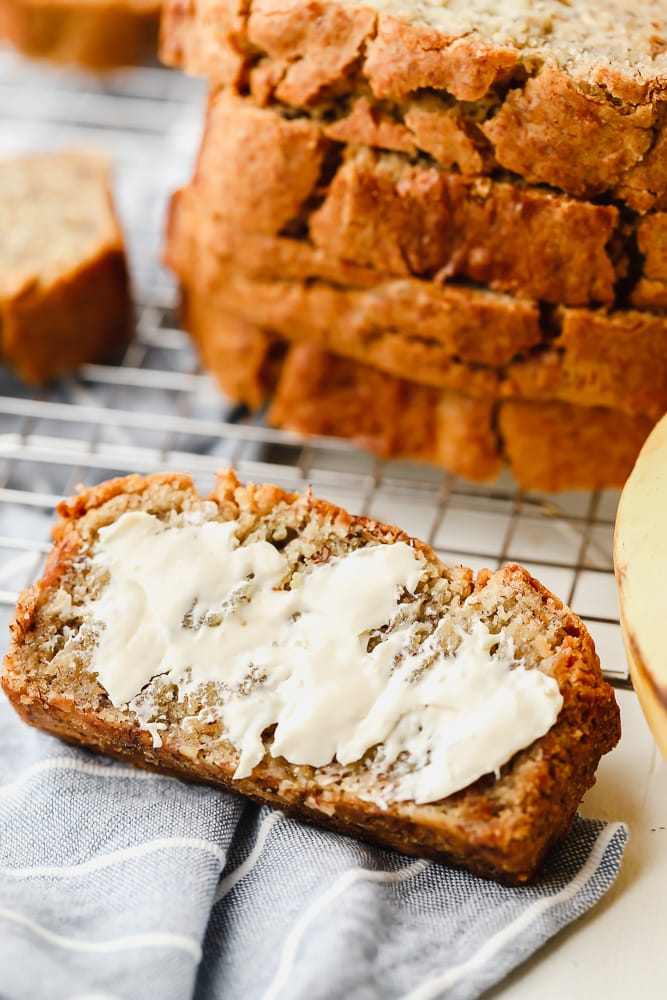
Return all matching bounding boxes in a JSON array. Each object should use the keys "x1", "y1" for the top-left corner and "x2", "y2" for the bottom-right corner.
[
  {"x1": 160, "y1": 0, "x2": 667, "y2": 208},
  {"x1": 0, "y1": 0, "x2": 160, "y2": 69},
  {"x1": 0, "y1": 151, "x2": 131, "y2": 383},
  {"x1": 2, "y1": 470, "x2": 621, "y2": 883}
]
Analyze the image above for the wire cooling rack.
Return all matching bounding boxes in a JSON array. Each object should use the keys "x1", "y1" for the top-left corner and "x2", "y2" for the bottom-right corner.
[{"x1": 0, "y1": 50, "x2": 629, "y2": 685}]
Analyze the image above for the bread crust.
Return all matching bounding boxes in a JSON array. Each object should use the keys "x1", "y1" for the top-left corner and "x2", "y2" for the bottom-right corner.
[
  {"x1": 180, "y1": 286, "x2": 286, "y2": 410},
  {"x1": 498, "y1": 400, "x2": 654, "y2": 494},
  {"x1": 0, "y1": 152, "x2": 132, "y2": 383},
  {"x1": 193, "y1": 95, "x2": 329, "y2": 237},
  {"x1": 2, "y1": 470, "x2": 621, "y2": 882},
  {"x1": 0, "y1": 0, "x2": 160, "y2": 68},
  {"x1": 160, "y1": 0, "x2": 667, "y2": 208}
]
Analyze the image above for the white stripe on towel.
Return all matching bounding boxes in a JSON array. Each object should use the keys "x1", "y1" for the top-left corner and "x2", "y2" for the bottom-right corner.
[
  {"x1": 262, "y1": 859, "x2": 430, "y2": 1000},
  {"x1": 0, "y1": 836, "x2": 226, "y2": 879},
  {"x1": 67, "y1": 993, "x2": 123, "y2": 1000},
  {"x1": 215, "y1": 811, "x2": 284, "y2": 902},
  {"x1": 0, "y1": 756, "x2": 167, "y2": 798},
  {"x1": 0, "y1": 905, "x2": 202, "y2": 961},
  {"x1": 400, "y1": 822, "x2": 624, "y2": 1000}
]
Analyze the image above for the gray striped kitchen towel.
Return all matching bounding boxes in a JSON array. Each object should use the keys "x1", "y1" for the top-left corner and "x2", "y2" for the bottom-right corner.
[{"x1": 0, "y1": 688, "x2": 627, "y2": 1000}]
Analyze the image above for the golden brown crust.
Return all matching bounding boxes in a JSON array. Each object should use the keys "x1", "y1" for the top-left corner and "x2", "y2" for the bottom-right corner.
[
  {"x1": 0, "y1": 0, "x2": 160, "y2": 69},
  {"x1": 160, "y1": 0, "x2": 667, "y2": 206},
  {"x1": 361, "y1": 13, "x2": 519, "y2": 103},
  {"x1": 193, "y1": 93, "x2": 328, "y2": 237},
  {"x1": 504, "y1": 307, "x2": 667, "y2": 421},
  {"x1": 171, "y1": 236, "x2": 525, "y2": 387},
  {"x1": 1, "y1": 471, "x2": 621, "y2": 882},
  {"x1": 0, "y1": 152, "x2": 132, "y2": 383},
  {"x1": 307, "y1": 150, "x2": 618, "y2": 304},
  {"x1": 481, "y1": 68, "x2": 657, "y2": 201},
  {"x1": 614, "y1": 108, "x2": 667, "y2": 214},
  {"x1": 2, "y1": 247, "x2": 131, "y2": 383},
  {"x1": 267, "y1": 340, "x2": 652, "y2": 491},
  {"x1": 180, "y1": 287, "x2": 286, "y2": 408},
  {"x1": 245, "y1": 0, "x2": 376, "y2": 107}
]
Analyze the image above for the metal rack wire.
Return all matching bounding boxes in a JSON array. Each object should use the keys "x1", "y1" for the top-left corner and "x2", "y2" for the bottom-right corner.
[{"x1": 0, "y1": 50, "x2": 629, "y2": 685}]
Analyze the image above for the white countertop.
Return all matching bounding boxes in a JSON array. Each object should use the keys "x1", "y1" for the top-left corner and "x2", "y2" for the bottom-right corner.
[{"x1": 490, "y1": 688, "x2": 667, "y2": 999}]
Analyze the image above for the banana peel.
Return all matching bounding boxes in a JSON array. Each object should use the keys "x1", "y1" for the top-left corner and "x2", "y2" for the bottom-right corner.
[{"x1": 614, "y1": 411, "x2": 667, "y2": 761}]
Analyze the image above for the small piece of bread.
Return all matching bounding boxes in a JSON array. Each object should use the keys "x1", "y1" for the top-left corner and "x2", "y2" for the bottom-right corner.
[
  {"x1": 160, "y1": 0, "x2": 667, "y2": 209},
  {"x1": 0, "y1": 0, "x2": 160, "y2": 69},
  {"x1": 2, "y1": 470, "x2": 621, "y2": 883},
  {"x1": 0, "y1": 151, "x2": 131, "y2": 383}
]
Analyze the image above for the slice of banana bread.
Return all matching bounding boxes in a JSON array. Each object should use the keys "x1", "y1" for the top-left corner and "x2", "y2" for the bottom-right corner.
[
  {"x1": 2, "y1": 469, "x2": 621, "y2": 883},
  {"x1": 0, "y1": 151, "x2": 131, "y2": 383},
  {"x1": 160, "y1": 0, "x2": 667, "y2": 209},
  {"x1": 267, "y1": 340, "x2": 653, "y2": 492},
  {"x1": 0, "y1": 0, "x2": 160, "y2": 69}
]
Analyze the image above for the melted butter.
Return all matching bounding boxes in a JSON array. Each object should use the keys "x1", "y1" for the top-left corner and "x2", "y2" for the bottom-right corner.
[{"x1": 86, "y1": 511, "x2": 563, "y2": 804}]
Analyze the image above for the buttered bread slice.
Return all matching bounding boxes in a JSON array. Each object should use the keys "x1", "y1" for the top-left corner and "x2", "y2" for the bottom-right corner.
[{"x1": 2, "y1": 471, "x2": 620, "y2": 883}]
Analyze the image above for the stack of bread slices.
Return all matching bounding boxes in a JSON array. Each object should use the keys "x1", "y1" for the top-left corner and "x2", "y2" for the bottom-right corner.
[{"x1": 161, "y1": 0, "x2": 667, "y2": 491}]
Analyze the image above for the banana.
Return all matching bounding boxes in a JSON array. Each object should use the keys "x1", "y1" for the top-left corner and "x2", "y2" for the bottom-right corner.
[{"x1": 614, "y1": 411, "x2": 667, "y2": 761}]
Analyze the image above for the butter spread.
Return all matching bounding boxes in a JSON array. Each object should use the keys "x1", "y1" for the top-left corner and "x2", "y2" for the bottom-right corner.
[{"x1": 85, "y1": 511, "x2": 563, "y2": 804}]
